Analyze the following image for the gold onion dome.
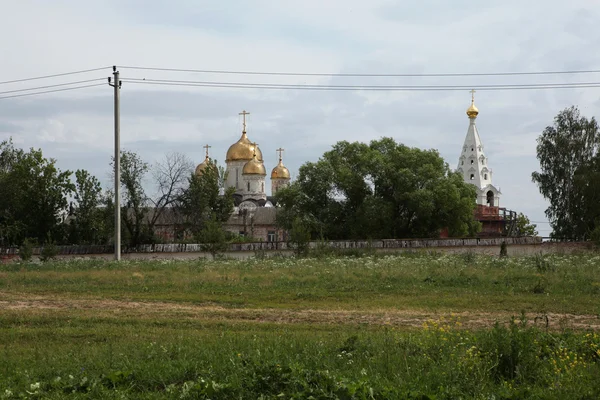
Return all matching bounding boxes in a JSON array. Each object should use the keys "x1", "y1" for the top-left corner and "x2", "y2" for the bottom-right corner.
[
  {"x1": 466, "y1": 102, "x2": 479, "y2": 118},
  {"x1": 271, "y1": 159, "x2": 290, "y2": 180},
  {"x1": 226, "y1": 132, "x2": 264, "y2": 162},
  {"x1": 195, "y1": 155, "x2": 211, "y2": 175},
  {"x1": 242, "y1": 153, "x2": 266, "y2": 176},
  {"x1": 466, "y1": 90, "x2": 479, "y2": 118}
]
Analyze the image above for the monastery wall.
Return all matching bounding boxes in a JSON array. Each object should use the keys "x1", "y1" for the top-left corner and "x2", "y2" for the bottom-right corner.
[{"x1": 0, "y1": 237, "x2": 595, "y2": 262}]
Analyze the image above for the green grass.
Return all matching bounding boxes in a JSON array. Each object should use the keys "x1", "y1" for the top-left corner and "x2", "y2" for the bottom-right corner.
[
  {"x1": 1, "y1": 252, "x2": 600, "y2": 398},
  {"x1": 1, "y1": 252, "x2": 600, "y2": 313}
]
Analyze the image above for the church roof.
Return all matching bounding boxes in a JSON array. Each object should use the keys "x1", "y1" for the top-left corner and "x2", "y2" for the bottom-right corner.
[
  {"x1": 226, "y1": 131, "x2": 263, "y2": 162},
  {"x1": 242, "y1": 154, "x2": 266, "y2": 175},
  {"x1": 271, "y1": 158, "x2": 290, "y2": 180}
]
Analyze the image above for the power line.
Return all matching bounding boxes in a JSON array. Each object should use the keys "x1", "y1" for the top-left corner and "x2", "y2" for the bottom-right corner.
[
  {"x1": 0, "y1": 79, "x2": 106, "y2": 96},
  {"x1": 121, "y1": 78, "x2": 600, "y2": 91},
  {"x1": 120, "y1": 65, "x2": 600, "y2": 78},
  {"x1": 124, "y1": 77, "x2": 600, "y2": 89},
  {"x1": 0, "y1": 83, "x2": 106, "y2": 100},
  {"x1": 0, "y1": 66, "x2": 110, "y2": 86}
]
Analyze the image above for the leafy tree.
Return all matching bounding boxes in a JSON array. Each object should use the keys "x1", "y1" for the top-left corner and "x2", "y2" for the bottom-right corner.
[
  {"x1": 515, "y1": 213, "x2": 538, "y2": 237},
  {"x1": 0, "y1": 139, "x2": 74, "y2": 245},
  {"x1": 112, "y1": 150, "x2": 153, "y2": 246},
  {"x1": 69, "y1": 169, "x2": 103, "y2": 244},
  {"x1": 532, "y1": 106, "x2": 600, "y2": 240},
  {"x1": 178, "y1": 161, "x2": 235, "y2": 239},
  {"x1": 276, "y1": 138, "x2": 480, "y2": 240}
]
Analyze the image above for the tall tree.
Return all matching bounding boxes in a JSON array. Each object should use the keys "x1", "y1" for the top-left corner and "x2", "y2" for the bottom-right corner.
[
  {"x1": 532, "y1": 106, "x2": 600, "y2": 240},
  {"x1": 112, "y1": 150, "x2": 152, "y2": 246},
  {"x1": 69, "y1": 169, "x2": 104, "y2": 244},
  {"x1": 276, "y1": 138, "x2": 480, "y2": 240},
  {"x1": 177, "y1": 161, "x2": 235, "y2": 240},
  {"x1": 0, "y1": 139, "x2": 73, "y2": 245}
]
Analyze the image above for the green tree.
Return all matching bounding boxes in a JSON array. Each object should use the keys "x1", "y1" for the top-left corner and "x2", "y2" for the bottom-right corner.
[
  {"x1": 287, "y1": 217, "x2": 311, "y2": 256},
  {"x1": 178, "y1": 161, "x2": 235, "y2": 239},
  {"x1": 0, "y1": 139, "x2": 74, "y2": 245},
  {"x1": 276, "y1": 138, "x2": 480, "y2": 240},
  {"x1": 532, "y1": 106, "x2": 600, "y2": 240},
  {"x1": 515, "y1": 213, "x2": 538, "y2": 237},
  {"x1": 198, "y1": 217, "x2": 229, "y2": 258},
  {"x1": 112, "y1": 150, "x2": 153, "y2": 246},
  {"x1": 69, "y1": 169, "x2": 103, "y2": 244}
]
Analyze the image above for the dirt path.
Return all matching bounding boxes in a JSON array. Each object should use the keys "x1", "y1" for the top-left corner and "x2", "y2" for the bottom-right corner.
[{"x1": 1, "y1": 293, "x2": 598, "y2": 331}]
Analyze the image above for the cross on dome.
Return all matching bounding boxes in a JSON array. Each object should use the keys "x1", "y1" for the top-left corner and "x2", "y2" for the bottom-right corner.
[
  {"x1": 276, "y1": 148, "x2": 284, "y2": 161},
  {"x1": 239, "y1": 110, "x2": 250, "y2": 132},
  {"x1": 203, "y1": 144, "x2": 211, "y2": 158},
  {"x1": 466, "y1": 89, "x2": 479, "y2": 119}
]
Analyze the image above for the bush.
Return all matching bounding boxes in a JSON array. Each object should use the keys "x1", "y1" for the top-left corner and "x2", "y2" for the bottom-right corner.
[
  {"x1": 19, "y1": 238, "x2": 36, "y2": 261},
  {"x1": 40, "y1": 240, "x2": 58, "y2": 262},
  {"x1": 288, "y1": 217, "x2": 311, "y2": 257},
  {"x1": 197, "y1": 219, "x2": 228, "y2": 259},
  {"x1": 500, "y1": 242, "x2": 508, "y2": 258}
]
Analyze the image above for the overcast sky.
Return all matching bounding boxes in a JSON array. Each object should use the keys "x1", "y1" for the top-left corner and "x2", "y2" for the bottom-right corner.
[{"x1": 2, "y1": 0, "x2": 600, "y2": 236}]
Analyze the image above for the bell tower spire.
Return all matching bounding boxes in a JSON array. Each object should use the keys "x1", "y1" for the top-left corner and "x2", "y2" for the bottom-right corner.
[{"x1": 457, "y1": 91, "x2": 501, "y2": 206}]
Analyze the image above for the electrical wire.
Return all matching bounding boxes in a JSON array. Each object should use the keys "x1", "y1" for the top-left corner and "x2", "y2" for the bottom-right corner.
[
  {"x1": 0, "y1": 79, "x2": 107, "y2": 96},
  {"x1": 0, "y1": 67, "x2": 111, "y2": 86},
  {"x1": 121, "y1": 78, "x2": 600, "y2": 91},
  {"x1": 120, "y1": 65, "x2": 600, "y2": 78},
  {"x1": 124, "y1": 77, "x2": 600, "y2": 89},
  {"x1": 0, "y1": 83, "x2": 106, "y2": 100}
]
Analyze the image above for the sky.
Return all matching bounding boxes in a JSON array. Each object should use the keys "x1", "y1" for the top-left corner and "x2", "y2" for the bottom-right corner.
[{"x1": 2, "y1": 0, "x2": 600, "y2": 237}]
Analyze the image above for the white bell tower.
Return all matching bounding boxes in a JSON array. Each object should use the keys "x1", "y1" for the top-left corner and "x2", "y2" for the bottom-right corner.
[{"x1": 457, "y1": 91, "x2": 501, "y2": 206}]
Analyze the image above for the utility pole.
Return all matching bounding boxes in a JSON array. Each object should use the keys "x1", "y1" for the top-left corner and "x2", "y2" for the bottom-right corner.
[{"x1": 108, "y1": 66, "x2": 122, "y2": 261}]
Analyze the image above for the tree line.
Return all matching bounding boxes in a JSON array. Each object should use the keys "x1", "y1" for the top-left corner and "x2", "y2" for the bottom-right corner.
[
  {"x1": 0, "y1": 139, "x2": 232, "y2": 248},
  {"x1": 5, "y1": 102, "x2": 592, "y2": 249}
]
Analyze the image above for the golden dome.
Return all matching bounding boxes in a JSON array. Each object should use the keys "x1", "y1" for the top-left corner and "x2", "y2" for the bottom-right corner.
[
  {"x1": 466, "y1": 101, "x2": 479, "y2": 118},
  {"x1": 271, "y1": 159, "x2": 290, "y2": 180},
  {"x1": 226, "y1": 132, "x2": 263, "y2": 162},
  {"x1": 195, "y1": 155, "x2": 211, "y2": 176},
  {"x1": 242, "y1": 154, "x2": 266, "y2": 175},
  {"x1": 466, "y1": 90, "x2": 479, "y2": 118}
]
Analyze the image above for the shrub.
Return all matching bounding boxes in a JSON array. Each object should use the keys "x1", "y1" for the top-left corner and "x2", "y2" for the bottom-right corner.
[
  {"x1": 500, "y1": 242, "x2": 508, "y2": 258},
  {"x1": 19, "y1": 238, "x2": 35, "y2": 261},
  {"x1": 40, "y1": 240, "x2": 58, "y2": 262}
]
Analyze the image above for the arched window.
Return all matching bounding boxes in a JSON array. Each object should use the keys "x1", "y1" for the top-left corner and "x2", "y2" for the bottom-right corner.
[
  {"x1": 471, "y1": 160, "x2": 474, "y2": 165},
  {"x1": 484, "y1": 174, "x2": 488, "y2": 180},
  {"x1": 261, "y1": 182, "x2": 264, "y2": 192},
  {"x1": 486, "y1": 190, "x2": 494, "y2": 206},
  {"x1": 470, "y1": 174, "x2": 475, "y2": 180},
  {"x1": 247, "y1": 182, "x2": 250, "y2": 191},
  {"x1": 236, "y1": 168, "x2": 239, "y2": 188}
]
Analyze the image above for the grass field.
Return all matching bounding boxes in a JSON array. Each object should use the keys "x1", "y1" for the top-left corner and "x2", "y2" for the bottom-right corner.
[{"x1": 1, "y1": 252, "x2": 600, "y2": 398}]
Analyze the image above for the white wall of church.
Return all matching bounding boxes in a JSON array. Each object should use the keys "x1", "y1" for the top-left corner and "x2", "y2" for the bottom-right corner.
[
  {"x1": 242, "y1": 174, "x2": 266, "y2": 200},
  {"x1": 225, "y1": 160, "x2": 246, "y2": 191}
]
